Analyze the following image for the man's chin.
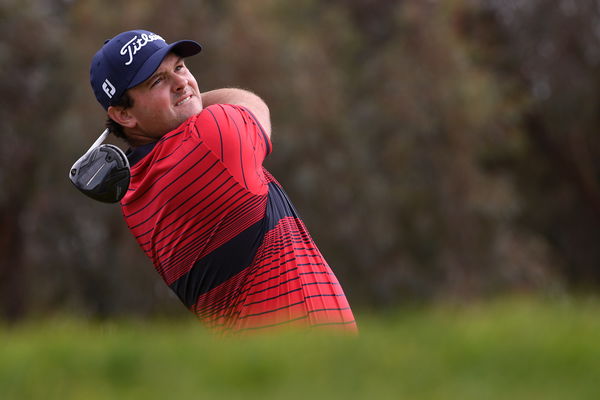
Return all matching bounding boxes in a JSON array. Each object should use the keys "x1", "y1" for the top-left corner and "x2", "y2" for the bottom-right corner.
[
  {"x1": 173, "y1": 109, "x2": 200, "y2": 128},
  {"x1": 179, "y1": 101, "x2": 202, "y2": 118}
]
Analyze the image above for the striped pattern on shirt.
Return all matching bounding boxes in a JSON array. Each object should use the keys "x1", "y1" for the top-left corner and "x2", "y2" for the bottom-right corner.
[{"x1": 121, "y1": 104, "x2": 356, "y2": 334}]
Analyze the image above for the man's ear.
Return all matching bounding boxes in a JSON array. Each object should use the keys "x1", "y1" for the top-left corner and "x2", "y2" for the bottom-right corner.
[{"x1": 107, "y1": 106, "x2": 137, "y2": 128}]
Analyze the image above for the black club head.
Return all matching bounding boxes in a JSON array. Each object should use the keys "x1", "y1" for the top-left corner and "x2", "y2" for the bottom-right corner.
[{"x1": 69, "y1": 130, "x2": 130, "y2": 203}]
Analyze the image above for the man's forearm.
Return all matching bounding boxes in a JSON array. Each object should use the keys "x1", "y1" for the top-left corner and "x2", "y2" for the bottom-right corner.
[
  {"x1": 202, "y1": 88, "x2": 248, "y2": 107},
  {"x1": 201, "y1": 88, "x2": 271, "y2": 136}
]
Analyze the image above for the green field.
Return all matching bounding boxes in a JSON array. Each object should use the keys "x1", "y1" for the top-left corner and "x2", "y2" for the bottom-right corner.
[{"x1": 1, "y1": 297, "x2": 599, "y2": 399}]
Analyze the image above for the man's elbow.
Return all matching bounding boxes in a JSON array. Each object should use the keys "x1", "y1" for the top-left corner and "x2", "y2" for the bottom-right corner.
[
  {"x1": 255, "y1": 101, "x2": 271, "y2": 138},
  {"x1": 243, "y1": 92, "x2": 271, "y2": 137}
]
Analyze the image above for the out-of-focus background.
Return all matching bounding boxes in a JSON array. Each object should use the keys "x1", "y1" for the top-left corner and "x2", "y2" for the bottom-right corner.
[
  {"x1": 3, "y1": 0, "x2": 600, "y2": 397},
  {"x1": 2, "y1": 0, "x2": 600, "y2": 320}
]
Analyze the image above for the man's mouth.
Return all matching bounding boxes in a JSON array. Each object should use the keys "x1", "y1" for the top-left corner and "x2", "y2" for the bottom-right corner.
[{"x1": 175, "y1": 95, "x2": 193, "y2": 106}]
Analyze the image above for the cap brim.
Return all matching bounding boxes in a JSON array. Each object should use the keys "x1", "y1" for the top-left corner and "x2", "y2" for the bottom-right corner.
[{"x1": 127, "y1": 40, "x2": 202, "y2": 89}]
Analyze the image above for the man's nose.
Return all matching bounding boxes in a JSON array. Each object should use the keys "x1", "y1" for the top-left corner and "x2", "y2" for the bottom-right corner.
[{"x1": 172, "y1": 73, "x2": 186, "y2": 92}]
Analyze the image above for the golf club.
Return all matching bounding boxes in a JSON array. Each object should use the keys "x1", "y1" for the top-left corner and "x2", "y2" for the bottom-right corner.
[{"x1": 69, "y1": 129, "x2": 130, "y2": 203}]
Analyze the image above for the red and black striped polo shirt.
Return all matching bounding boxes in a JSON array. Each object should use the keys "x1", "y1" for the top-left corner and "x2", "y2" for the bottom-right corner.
[{"x1": 120, "y1": 104, "x2": 357, "y2": 334}]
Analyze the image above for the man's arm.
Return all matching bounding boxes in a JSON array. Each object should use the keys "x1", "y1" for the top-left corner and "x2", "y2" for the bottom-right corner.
[{"x1": 201, "y1": 88, "x2": 271, "y2": 137}]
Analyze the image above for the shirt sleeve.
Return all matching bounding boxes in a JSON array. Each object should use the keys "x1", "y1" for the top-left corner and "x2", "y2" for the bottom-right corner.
[{"x1": 193, "y1": 104, "x2": 272, "y2": 194}]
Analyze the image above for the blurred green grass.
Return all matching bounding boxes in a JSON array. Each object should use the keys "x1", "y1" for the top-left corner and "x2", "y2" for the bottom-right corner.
[{"x1": 1, "y1": 297, "x2": 600, "y2": 399}]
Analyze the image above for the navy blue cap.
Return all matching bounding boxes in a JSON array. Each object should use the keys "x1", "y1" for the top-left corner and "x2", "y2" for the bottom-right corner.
[{"x1": 90, "y1": 30, "x2": 202, "y2": 109}]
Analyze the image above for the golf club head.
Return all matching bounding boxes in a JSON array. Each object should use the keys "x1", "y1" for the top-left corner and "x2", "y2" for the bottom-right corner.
[{"x1": 69, "y1": 130, "x2": 130, "y2": 203}]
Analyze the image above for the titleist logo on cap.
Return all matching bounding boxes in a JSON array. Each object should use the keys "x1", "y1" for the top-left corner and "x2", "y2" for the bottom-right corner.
[{"x1": 120, "y1": 33, "x2": 165, "y2": 66}]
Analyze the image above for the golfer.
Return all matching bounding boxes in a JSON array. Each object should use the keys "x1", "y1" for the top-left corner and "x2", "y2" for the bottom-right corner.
[{"x1": 90, "y1": 29, "x2": 357, "y2": 334}]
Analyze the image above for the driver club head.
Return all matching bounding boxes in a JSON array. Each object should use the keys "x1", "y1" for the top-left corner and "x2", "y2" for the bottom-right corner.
[{"x1": 69, "y1": 129, "x2": 130, "y2": 203}]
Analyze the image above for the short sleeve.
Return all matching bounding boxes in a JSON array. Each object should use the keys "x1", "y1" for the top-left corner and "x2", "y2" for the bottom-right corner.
[{"x1": 193, "y1": 104, "x2": 272, "y2": 194}]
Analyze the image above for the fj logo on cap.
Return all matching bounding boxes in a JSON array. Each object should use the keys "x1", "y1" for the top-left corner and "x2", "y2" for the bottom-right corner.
[
  {"x1": 120, "y1": 33, "x2": 165, "y2": 66},
  {"x1": 102, "y1": 79, "x2": 116, "y2": 99}
]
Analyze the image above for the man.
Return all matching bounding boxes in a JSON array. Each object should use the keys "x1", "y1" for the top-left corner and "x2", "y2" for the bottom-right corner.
[{"x1": 90, "y1": 29, "x2": 357, "y2": 334}]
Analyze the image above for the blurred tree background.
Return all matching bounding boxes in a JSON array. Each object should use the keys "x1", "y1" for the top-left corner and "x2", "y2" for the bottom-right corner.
[{"x1": 1, "y1": 0, "x2": 599, "y2": 321}]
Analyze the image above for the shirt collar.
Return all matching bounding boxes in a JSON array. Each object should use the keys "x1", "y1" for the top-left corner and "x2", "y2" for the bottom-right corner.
[{"x1": 126, "y1": 141, "x2": 157, "y2": 167}]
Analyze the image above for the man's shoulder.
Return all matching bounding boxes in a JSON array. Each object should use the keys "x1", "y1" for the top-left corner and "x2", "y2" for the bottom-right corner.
[
  {"x1": 194, "y1": 104, "x2": 268, "y2": 140},
  {"x1": 196, "y1": 104, "x2": 248, "y2": 122}
]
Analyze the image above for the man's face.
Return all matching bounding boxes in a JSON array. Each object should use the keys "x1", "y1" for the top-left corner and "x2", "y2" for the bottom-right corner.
[{"x1": 126, "y1": 52, "x2": 202, "y2": 141}]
